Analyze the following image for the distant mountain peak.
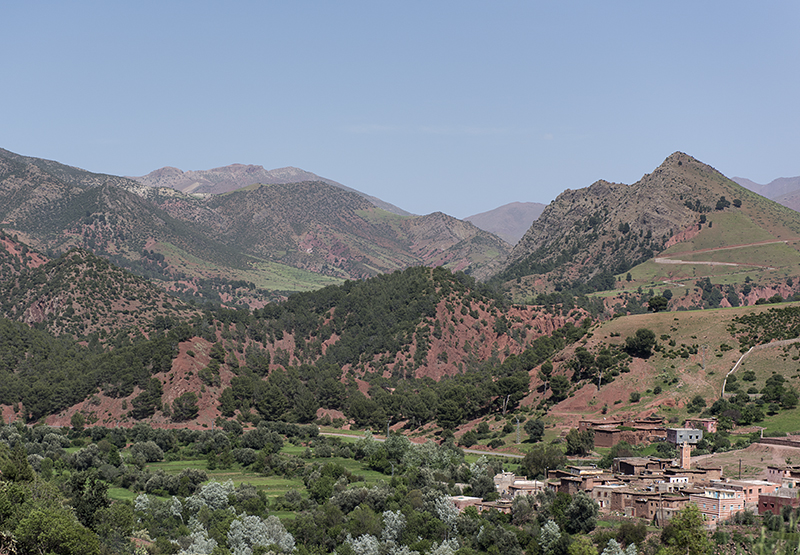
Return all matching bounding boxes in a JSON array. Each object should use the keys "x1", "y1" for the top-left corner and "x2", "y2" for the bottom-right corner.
[
  {"x1": 132, "y1": 163, "x2": 412, "y2": 216},
  {"x1": 465, "y1": 201, "x2": 545, "y2": 244}
]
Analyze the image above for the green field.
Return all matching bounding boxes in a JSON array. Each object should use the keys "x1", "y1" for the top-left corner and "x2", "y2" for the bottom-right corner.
[{"x1": 127, "y1": 443, "x2": 393, "y2": 507}]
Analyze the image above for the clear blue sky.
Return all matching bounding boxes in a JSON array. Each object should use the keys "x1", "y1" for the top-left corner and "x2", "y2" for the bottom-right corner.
[{"x1": 2, "y1": 2, "x2": 798, "y2": 218}]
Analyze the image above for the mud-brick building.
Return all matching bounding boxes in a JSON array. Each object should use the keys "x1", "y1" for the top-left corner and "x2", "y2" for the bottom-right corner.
[
  {"x1": 613, "y1": 456, "x2": 672, "y2": 476},
  {"x1": 579, "y1": 418, "x2": 666, "y2": 448},
  {"x1": 759, "y1": 489, "x2": 800, "y2": 515}
]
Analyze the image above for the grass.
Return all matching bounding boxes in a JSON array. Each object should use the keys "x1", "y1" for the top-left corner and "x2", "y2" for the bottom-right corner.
[
  {"x1": 108, "y1": 487, "x2": 140, "y2": 502},
  {"x1": 151, "y1": 240, "x2": 344, "y2": 294},
  {"x1": 758, "y1": 407, "x2": 800, "y2": 436},
  {"x1": 617, "y1": 208, "x2": 800, "y2": 290}
]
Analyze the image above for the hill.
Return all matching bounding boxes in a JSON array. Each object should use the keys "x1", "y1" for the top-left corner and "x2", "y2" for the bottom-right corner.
[
  {"x1": 0, "y1": 258, "x2": 590, "y2": 430},
  {"x1": 465, "y1": 201, "x2": 545, "y2": 244},
  {"x1": 538, "y1": 300, "x2": 800, "y2": 438},
  {"x1": 0, "y1": 248, "x2": 197, "y2": 338},
  {"x1": 498, "y1": 152, "x2": 800, "y2": 305}
]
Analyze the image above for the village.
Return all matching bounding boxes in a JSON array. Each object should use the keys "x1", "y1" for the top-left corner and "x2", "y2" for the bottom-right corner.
[{"x1": 450, "y1": 416, "x2": 800, "y2": 528}]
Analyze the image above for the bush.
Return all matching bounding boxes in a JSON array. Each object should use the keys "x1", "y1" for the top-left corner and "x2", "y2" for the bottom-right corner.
[
  {"x1": 130, "y1": 441, "x2": 164, "y2": 463},
  {"x1": 460, "y1": 431, "x2": 478, "y2": 448}
]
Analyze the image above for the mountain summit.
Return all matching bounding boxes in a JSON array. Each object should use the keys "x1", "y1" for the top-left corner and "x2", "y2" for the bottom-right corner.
[{"x1": 497, "y1": 152, "x2": 800, "y2": 293}]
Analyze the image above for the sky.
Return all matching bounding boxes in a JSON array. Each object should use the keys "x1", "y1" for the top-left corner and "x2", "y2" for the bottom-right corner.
[{"x1": 2, "y1": 2, "x2": 799, "y2": 219}]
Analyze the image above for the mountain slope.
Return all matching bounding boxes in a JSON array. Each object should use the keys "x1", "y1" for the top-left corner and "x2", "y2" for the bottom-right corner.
[
  {"x1": 498, "y1": 152, "x2": 800, "y2": 294},
  {"x1": 465, "y1": 201, "x2": 546, "y2": 244}
]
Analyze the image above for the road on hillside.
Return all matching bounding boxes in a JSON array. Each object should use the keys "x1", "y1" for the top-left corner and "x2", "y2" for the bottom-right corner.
[{"x1": 654, "y1": 239, "x2": 797, "y2": 269}]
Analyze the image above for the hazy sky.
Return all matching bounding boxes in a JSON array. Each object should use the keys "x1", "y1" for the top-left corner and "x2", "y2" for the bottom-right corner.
[{"x1": 3, "y1": 2, "x2": 798, "y2": 218}]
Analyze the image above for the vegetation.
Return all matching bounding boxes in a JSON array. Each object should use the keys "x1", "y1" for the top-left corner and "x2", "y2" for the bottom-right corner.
[{"x1": 7, "y1": 149, "x2": 800, "y2": 553}]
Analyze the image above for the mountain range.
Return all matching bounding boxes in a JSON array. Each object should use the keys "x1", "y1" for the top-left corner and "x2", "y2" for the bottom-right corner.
[
  {"x1": 5, "y1": 146, "x2": 800, "y2": 310},
  {"x1": 0, "y1": 148, "x2": 510, "y2": 305},
  {"x1": 4, "y1": 146, "x2": 800, "y2": 433}
]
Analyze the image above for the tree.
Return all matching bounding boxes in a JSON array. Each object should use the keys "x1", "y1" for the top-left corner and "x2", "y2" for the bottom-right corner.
[
  {"x1": 436, "y1": 398, "x2": 464, "y2": 430},
  {"x1": 601, "y1": 539, "x2": 636, "y2": 555},
  {"x1": 71, "y1": 412, "x2": 86, "y2": 433},
  {"x1": 460, "y1": 430, "x2": 478, "y2": 447},
  {"x1": 569, "y1": 536, "x2": 598, "y2": 555},
  {"x1": 624, "y1": 328, "x2": 656, "y2": 358},
  {"x1": 2, "y1": 443, "x2": 35, "y2": 482},
  {"x1": 129, "y1": 378, "x2": 163, "y2": 420},
  {"x1": 130, "y1": 440, "x2": 164, "y2": 463},
  {"x1": 15, "y1": 507, "x2": 101, "y2": 555},
  {"x1": 524, "y1": 419, "x2": 545, "y2": 443},
  {"x1": 68, "y1": 470, "x2": 110, "y2": 531},
  {"x1": 564, "y1": 491, "x2": 599, "y2": 534},
  {"x1": 172, "y1": 392, "x2": 199, "y2": 422},
  {"x1": 565, "y1": 428, "x2": 594, "y2": 456},
  {"x1": 617, "y1": 521, "x2": 647, "y2": 548},
  {"x1": 539, "y1": 360, "x2": 554, "y2": 391},
  {"x1": 227, "y1": 514, "x2": 295, "y2": 554},
  {"x1": 219, "y1": 387, "x2": 237, "y2": 417},
  {"x1": 659, "y1": 504, "x2": 712, "y2": 555},
  {"x1": 647, "y1": 296, "x2": 668, "y2": 312},
  {"x1": 521, "y1": 444, "x2": 566, "y2": 479},
  {"x1": 549, "y1": 375, "x2": 571, "y2": 403},
  {"x1": 381, "y1": 509, "x2": 406, "y2": 543},
  {"x1": 539, "y1": 520, "x2": 562, "y2": 555}
]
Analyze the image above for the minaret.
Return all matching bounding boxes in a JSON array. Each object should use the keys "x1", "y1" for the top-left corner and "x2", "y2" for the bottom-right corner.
[{"x1": 681, "y1": 441, "x2": 691, "y2": 470}]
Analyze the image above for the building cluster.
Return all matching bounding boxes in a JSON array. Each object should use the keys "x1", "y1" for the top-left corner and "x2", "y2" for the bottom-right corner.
[{"x1": 450, "y1": 418, "x2": 800, "y2": 528}]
